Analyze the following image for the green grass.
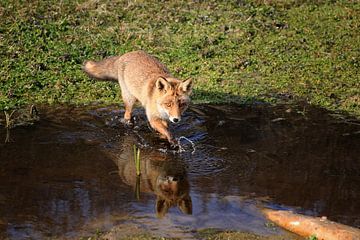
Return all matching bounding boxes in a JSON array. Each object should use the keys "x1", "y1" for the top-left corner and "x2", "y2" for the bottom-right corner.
[
  {"x1": 1, "y1": 0, "x2": 359, "y2": 117},
  {"x1": 83, "y1": 228, "x2": 300, "y2": 240},
  {"x1": 133, "y1": 144, "x2": 141, "y2": 176},
  {"x1": 196, "y1": 228, "x2": 301, "y2": 240}
]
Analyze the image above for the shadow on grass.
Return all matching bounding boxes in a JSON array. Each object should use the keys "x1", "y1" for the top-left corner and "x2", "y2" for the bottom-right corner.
[
  {"x1": 192, "y1": 89, "x2": 270, "y2": 106},
  {"x1": 192, "y1": 88, "x2": 360, "y2": 121}
]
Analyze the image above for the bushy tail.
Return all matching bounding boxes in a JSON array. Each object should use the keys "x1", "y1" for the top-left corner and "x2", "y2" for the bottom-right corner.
[{"x1": 83, "y1": 56, "x2": 120, "y2": 81}]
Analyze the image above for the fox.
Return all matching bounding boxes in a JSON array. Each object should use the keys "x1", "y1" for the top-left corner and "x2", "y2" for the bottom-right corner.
[{"x1": 83, "y1": 50, "x2": 193, "y2": 146}]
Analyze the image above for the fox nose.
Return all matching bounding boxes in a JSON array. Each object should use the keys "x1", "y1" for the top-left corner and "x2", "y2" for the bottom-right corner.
[{"x1": 170, "y1": 117, "x2": 180, "y2": 123}]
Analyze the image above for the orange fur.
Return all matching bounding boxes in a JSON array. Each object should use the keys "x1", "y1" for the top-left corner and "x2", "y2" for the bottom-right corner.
[{"x1": 83, "y1": 51, "x2": 193, "y2": 144}]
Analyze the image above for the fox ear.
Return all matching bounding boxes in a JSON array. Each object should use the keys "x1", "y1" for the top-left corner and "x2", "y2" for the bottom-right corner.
[
  {"x1": 156, "y1": 77, "x2": 170, "y2": 91},
  {"x1": 180, "y1": 78, "x2": 193, "y2": 94},
  {"x1": 178, "y1": 195, "x2": 192, "y2": 215},
  {"x1": 156, "y1": 196, "x2": 170, "y2": 218}
]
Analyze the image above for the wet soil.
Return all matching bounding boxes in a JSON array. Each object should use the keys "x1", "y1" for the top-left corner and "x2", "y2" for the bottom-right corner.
[{"x1": 0, "y1": 104, "x2": 359, "y2": 239}]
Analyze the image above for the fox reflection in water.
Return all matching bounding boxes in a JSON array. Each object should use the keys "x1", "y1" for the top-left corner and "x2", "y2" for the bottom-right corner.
[{"x1": 109, "y1": 140, "x2": 192, "y2": 218}]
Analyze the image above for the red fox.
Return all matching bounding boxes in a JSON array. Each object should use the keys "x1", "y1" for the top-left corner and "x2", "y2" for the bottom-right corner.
[{"x1": 83, "y1": 51, "x2": 193, "y2": 146}]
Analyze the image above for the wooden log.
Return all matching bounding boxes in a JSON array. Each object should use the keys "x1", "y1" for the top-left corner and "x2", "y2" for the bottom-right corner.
[{"x1": 262, "y1": 209, "x2": 360, "y2": 240}]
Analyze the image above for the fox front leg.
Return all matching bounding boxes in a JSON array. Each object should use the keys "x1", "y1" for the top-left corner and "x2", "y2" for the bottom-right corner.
[{"x1": 149, "y1": 118, "x2": 177, "y2": 147}]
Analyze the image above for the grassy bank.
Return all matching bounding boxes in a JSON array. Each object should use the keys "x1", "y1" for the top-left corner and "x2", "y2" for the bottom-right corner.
[
  {"x1": 83, "y1": 228, "x2": 302, "y2": 240},
  {"x1": 0, "y1": 0, "x2": 359, "y2": 117}
]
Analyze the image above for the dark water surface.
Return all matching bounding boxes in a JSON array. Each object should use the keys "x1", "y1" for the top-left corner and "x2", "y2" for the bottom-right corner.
[{"x1": 0, "y1": 104, "x2": 359, "y2": 239}]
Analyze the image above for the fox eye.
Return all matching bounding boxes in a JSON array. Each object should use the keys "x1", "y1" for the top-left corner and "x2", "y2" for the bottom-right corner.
[{"x1": 166, "y1": 103, "x2": 172, "y2": 107}]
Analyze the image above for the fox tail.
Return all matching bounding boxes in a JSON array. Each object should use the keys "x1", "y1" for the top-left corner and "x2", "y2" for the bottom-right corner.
[{"x1": 83, "y1": 56, "x2": 120, "y2": 81}]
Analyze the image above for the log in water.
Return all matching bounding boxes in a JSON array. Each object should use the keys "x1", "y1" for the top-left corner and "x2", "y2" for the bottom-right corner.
[{"x1": 263, "y1": 209, "x2": 360, "y2": 240}]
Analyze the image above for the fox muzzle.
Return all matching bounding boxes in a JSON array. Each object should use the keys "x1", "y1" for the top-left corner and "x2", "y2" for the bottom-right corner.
[{"x1": 169, "y1": 116, "x2": 181, "y2": 123}]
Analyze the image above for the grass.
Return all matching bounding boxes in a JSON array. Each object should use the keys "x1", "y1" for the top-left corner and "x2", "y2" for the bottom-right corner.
[
  {"x1": 4, "y1": 110, "x2": 15, "y2": 128},
  {"x1": 133, "y1": 144, "x2": 141, "y2": 200},
  {"x1": 0, "y1": 105, "x2": 39, "y2": 128},
  {"x1": 197, "y1": 231, "x2": 300, "y2": 240},
  {"x1": 133, "y1": 145, "x2": 141, "y2": 176},
  {"x1": 0, "y1": 0, "x2": 359, "y2": 117},
  {"x1": 83, "y1": 228, "x2": 300, "y2": 240}
]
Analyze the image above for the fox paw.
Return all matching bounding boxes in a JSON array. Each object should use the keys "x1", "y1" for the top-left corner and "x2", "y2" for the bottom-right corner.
[{"x1": 168, "y1": 139, "x2": 180, "y2": 150}]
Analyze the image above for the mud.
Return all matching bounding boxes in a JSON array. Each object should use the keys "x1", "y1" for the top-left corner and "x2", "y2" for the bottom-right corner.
[{"x1": 0, "y1": 104, "x2": 359, "y2": 239}]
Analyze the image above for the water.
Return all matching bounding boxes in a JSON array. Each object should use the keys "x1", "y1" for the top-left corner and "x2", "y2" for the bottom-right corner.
[
  {"x1": 0, "y1": 104, "x2": 359, "y2": 239},
  {"x1": 177, "y1": 136, "x2": 196, "y2": 154}
]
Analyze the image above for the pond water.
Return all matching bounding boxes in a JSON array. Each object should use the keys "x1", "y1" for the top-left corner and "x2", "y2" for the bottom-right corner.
[{"x1": 0, "y1": 104, "x2": 359, "y2": 239}]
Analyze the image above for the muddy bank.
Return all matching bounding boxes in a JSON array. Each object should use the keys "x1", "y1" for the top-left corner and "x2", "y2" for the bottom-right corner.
[{"x1": 0, "y1": 104, "x2": 359, "y2": 239}]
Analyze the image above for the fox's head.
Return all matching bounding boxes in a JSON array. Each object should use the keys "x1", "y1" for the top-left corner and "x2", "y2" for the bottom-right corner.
[
  {"x1": 155, "y1": 77, "x2": 193, "y2": 123},
  {"x1": 155, "y1": 174, "x2": 192, "y2": 218}
]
